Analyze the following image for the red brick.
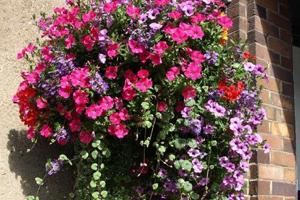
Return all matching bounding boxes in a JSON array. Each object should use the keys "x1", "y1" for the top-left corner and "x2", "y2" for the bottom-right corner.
[
  {"x1": 268, "y1": 37, "x2": 292, "y2": 57},
  {"x1": 271, "y1": 93, "x2": 294, "y2": 110},
  {"x1": 248, "y1": 30, "x2": 267, "y2": 46},
  {"x1": 247, "y1": 3, "x2": 266, "y2": 19},
  {"x1": 255, "y1": 44, "x2": 280, "y2": 64},
  {"x1": 280, "y1": 29, "x2": 292, "y2": 43},
  {"x1": 258, "y1": 120, "x2": 270, "y2": 134},
  {"x1": 269, "y1": 65, "x2": 293, "y2": 83},
  {"x1": 284, "y1": 168, "x2": 296, "y2": 183},
  {"x1": 255, "y1": 0, "x2": 278, "y2": 12},
  {"x1": 258, "y1": 165, "x2": 284, "y2": 180},
  {"x1": 249, "y1": 180, "x2": 271, "y2": 195},
  {"x1": 283, "y1": 139, "x2": 295, "y2": 153},
  {"x1": 258, "y1": 77, "x2": 282, "y2": 93},
  {"x1": 249, "y1": 16, "x2": 279, "y2": 37},
  {"x1": 281, "y1": 110, "x2": 295, "y2": 125},
  {"x1": 267, "y1": 10, "x2": 291, "y2": 31},
  {"x1": 271, "y1": 122, "x2": 295, "y2": 139},
  {"x1": 272, "y1": 182, "x2": 296, "y2": 196},
  {"x1": 228, "y1": 2, "x2": 246, "y2": 18},
  {"x1": 261, "y1": 134, "x2": 283, "y2": 150},
  {"x1": 270, "y1": 151, "x2": 296, "y2": 167},
  {"x1": 282, "y1": 82, "x2": 294, "y2": 97}
]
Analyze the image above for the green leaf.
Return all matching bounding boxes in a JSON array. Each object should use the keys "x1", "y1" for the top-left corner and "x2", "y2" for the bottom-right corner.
[
  {"x1": 169, "y1": 154, "x2": 176, "y2": 161},
  {"x1": 158, "y1": 146, "x2": 166, "y2": 154},
  {"x1": 152, "y1": 183, "x2": 158, "y2": 190},
  {"x1": 91, "y1": 163, "x2": 98, "y2": 171},
  {"x1": 91, "y1": 150, "x2": 99, "y2": 159},
  {"x1": 92, "y1": 140, "x2": 101, "y2": 148},
  {"x1": 90, "y1": 180, "x2": 97, "y2": 188},
  {"x1": 174, "y1": 160, "x2": 181, "y2": 170},
  {"x1": 142, "y1": 121, "x2": 152, "y2": 128},
  {"x1": 35, "y1": 177, "x2": 44, "y2": 186},
  {"x1": 187, "y1": 139, "x2": 197, "y2": 148},
  {"x1": 183, "y1": 181, "x2": 193, "y2": 192},
  {"x1": 190, "y1": 192, "x2": 200, "y2": 199},
  {"x1": 185, "y1": 99, "x2": 195, "y2": 107},
  {"x1": 174, "y1": 138, "x2": 186, "y2": 150},
  {"x1": 101, "y1": 191, "x2": 108, "y2": 198},
  {"x1": 100, "y1": 181, "x2": 106, "y2": 188},
  {"x1": 141, "y1": 102, "x2": 150, "y2": 109},
  {"x1": 211, "y1": 140, "x2": 217, "y2": 146},
  {"x1": 181, "y1": 160, "x2": 192, "y2": 172},
  {"x1": 27, "y1": 196, "x2": 35, "y2": 200},
  {"x1": 93, "y1": 171, "x2": 101, "y2": 180},
  {"x1": 80, "y1": 151, "x2": 89, "y2": 159},
  {"x1": 92, "y1": 192, "x2": 99, "y2": 199}
]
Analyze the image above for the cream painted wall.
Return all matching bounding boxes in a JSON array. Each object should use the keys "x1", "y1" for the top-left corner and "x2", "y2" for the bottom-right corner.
[{"x1": 0, "y1": 1, "x2": 73, "y2": 199}]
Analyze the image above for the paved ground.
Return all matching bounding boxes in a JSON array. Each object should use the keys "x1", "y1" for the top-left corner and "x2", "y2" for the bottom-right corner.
[{"x1": 0, "y1": 0, "x2": 74, "y2": 199}]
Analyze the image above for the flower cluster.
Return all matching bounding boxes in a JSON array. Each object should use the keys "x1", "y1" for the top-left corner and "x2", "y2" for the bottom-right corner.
[{"x1": 14, "y1": 0, "x2": 268, "y2": 199}]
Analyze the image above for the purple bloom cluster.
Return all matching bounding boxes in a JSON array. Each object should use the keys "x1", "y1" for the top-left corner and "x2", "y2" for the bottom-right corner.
[
  {"x1": 46, "y1": 159, "x2": 63, "y2": 175},
  {"x1": 205, "y1": 99, "x2": 226, "y2": 117},
  {"x1": 243, "y1": 62, "x2": 265, "y2": 76},
  {"x1": 89, "y1": 72, "x2": 109, "y2": 94},
  {"x1": 204, "y1": 51, "x2": 218, "y2": 65}
]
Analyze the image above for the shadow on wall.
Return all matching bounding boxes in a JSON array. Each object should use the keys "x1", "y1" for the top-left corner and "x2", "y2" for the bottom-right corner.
[{"x1": 7, "y1": 129, "x2": 75, "y2": 200}]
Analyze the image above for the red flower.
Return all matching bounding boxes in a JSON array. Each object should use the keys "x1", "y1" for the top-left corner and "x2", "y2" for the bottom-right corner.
[
  {"x1": 243, "y1": 52, "x2": 251, "y2": 59},
  {"x1": 218, "y1": 78, "x2": 244, "y2": 101}
]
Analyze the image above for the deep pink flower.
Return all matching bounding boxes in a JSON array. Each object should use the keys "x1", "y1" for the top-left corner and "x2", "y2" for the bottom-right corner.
[
  {"x1": 80, "y1": 35, "x2": 95, "y2": 51},
  {"x1": 27, "y1": 126, "x2": 35, "y2": 139},
  {"x1": 37, "y1": 98, "x2": 47, "y2": 109},
  {"x1": 26, "y1": 72, "x2": 39, "y2": 84},
  {"x1": 166, "y1": 67, "x2": 180, "y2": 81},
  {"x1": 70, "y1": 119, "x2": 81, "y2": 132},
  {"x1": 65, "y1": 34, "x2": 76, "y2": 49},
  {"x1": 154, "y1": 41, "x2": 168, "y2": 55},
  {"x1": 71, "y1": 67, "x2": 90, "y2": 88},
  {"x1": 59, "y1": 85, "x2": 72, "y2": 99},
  {"x1": 107, "y1": 42, "x2": 119, "y2": 57},
  {"x1": 79, "y1": 131, "x2": 93, "y2": 144},
  {"x1": 217, "y1": 15, "x2": 233, "y2": 29},
  {"x1": 110, "y1": 112, "x2": 121, "y2": 124},
  {"x1": 119, "y1": 108, "x2": 131, "y2": 121},
  {"x1": 179, "y1": 22, "x2": 193, "y2": 36},
  {"x1": 190, "y1": 25, "x2": 204, "y2": 39},
  {"x1": 137, "y1": 69, "x2": 149, "y2": 79},
  {"x1": 73, "y1": 90, "x2": 89, "y2": 105},
  {"x1": 190, "y1": 51, "x2": 205, "y2": 64},
  {"x1": 122, "y1": 80, "x2": 136, "y2": 101},
  {"x1": 184, "y1": 62, "x2": 202, "y2": 80},
  {"x1": 182, "y1": 86, "x2": 197, "y2": 99},
  {"x1": 175, "y1": 100, "x2": 185, "y2": 112},
  {"x1": 104, "y1": 1, "x2": 118, "y2": 13},
  {"x1": 91, "y1": 27, "x2": 100, "y2": 41},
  {"x1": 126, "y1": 5, "x2": 140, "y2": 19},
  {"x1": 150, "y1": 53, "x2": 162, "y2": 66},
  {"x1": 158, "y1": 101, "x2": 167, "y2": 112},
  {"x1": 168, "y1": 11, "x2": 182, "y2": 20},
  {"x1": 40, "y1": 125, "x2": 52, "y2": 138},
  {"x1": 139, "y1": 51, "x2": 151, "y2": 63},
  {"x1": 86, "y1": 104, "x2": 102, "y2": 119},
  {"x1": 155, "y1": 0, "x2": 170, "y2": 6},
  {"x1": 26, "y1": 44, "x2": 37, "y2": 53},
  {"x1": 100, "y1": 96, "x2": 114, "y2": 111},
  {"x1": 105, "y1": 66, "x2": 118, "y2": 79},
  {"x1": 129, "y1": 40, "x2": 144, "y2": 54},
  {"x1": 172, "y1": 28, "x2": 188, "y2": 44},
  {"x1": 190, "y1": 13, "x2": 206, "y2": 24},
  {"x1": 82, "y1": 10, "x2": 96, "y2": 23},
  {"x1": 136, "y1": 78, "x2": 153, "y2": 92},
  {"x1": 124, "y1": 70, "x2": 138, "y2": 83},
  {"x1": 75, "y1": 104, "x2": 87, "y2": 114},
  {"x1": 108, "y1": 124, "x2": 129, "y2": 138}
]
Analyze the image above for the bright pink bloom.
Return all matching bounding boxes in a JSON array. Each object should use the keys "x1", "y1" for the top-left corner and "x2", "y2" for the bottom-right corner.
[
  {"x1": 119, "y1": 108, "x2": 130, "y2": 121},
  {"x1": 104, "y1": 1, "x2": 118, "y2": 13},
  {"x1": 122, "y1": 79, "x2": 136, "y2": 101},
  {"x1": 82, "y1": 10, "x2": 96, "y2": 23},
  {"x1": 41, "y1": 46, "x2": 54, "y2": 61},
  {"x1": 91, "y1": 27, "x2": 100, "y2": 41},
  {"x1": 126, "y1": 5, "x2": 140, "y2": 19},
  {"x1": 137, "y1": 69, "x2": 149, "y2": 79},
  {"x1": 27, "y1": 126, "x2": 35, "y2": 139},
  {"x1": 40, "y1": 124, "x2": 52, "y2": 138},
  {"x1": 79, "y1": 131, "x2": 93, "y2": 144},
  {"x1": 70, "y1": 119, "x2": 81, "y2": 132},
  {"x1": 105, "y1": 66, "x2": 118, "y2": 79},
  {"x1": 100, "y1": 96, "x2": 114, "y2": 111},
  {"x1": 190, "y1": 25, "x2": 204, "y2": 39},
  {"x1": 110, "y1": 112, "x2": 121, "y2": 124},
  {"x1": 129, "y1": 40, "x2": 144, "y2": 54},
  {"x1": 17, "y1": 49, "x2": 26, "y2": 59},
  {"x1": 158, "y1": 101, "x2": 167, "y2": 112},
  {"x1": 150, "y1": 53, "x2": 162, "y2": 66},
  {"x1": 75, "y1": 104, "x2": 87, "y2": 114},
  {"x1": 59, "y1": 85, "x2": 72, "y2": 99},
  {"x1": 172, "y1": 28, "x2": 188, "y2": 44},
  {"x1": 26, "y1": 44, "x2": 37, "y2": 53},
  {"x1": 182, "y1": 86, "x2": 197, "y2": 99},
  {"x1": 190, "y1": 51, "x2": 205, "y2": 64},
  {"x1": 155, "y1": 0, "x2": 170, "y2": 6},
  {"x1": 80, "y1": 35, "x2": 95, "y2": 51},
  {"x1": 166, "y1": 67, "x2": 180, "y2": 81},
  {"x1": 37, "y1": 98, "x2": 47, "y2": 109},
  {"x1": 179, "y1": 22, "x2": 193, "y2": 36},
  {"x1": 65, "y1": 34, "x2": 76, "y2": 49},
  {"x1": 164, "y1": 23, "x2": 177, "y2": 35},
  {"x1": 217, "y1": 15, "x2": 233, "y2": 29},
  {"x1": 154, "y1": 41, "x2": 168, "y2": 55},
  {"x1": 184, "y1": 62, "x2": 202, "y2": 80},
  {"x1": 114, "y1": 97, "x2": 123, "y2": 109},
  {"x1": 35, "y1": 63, "x2": 46, "y2": 74},
  {"x1": 86, "y1": 104, "x2": 102, "y2": 119},
  {"x1": 73, "y1": 90, "x2": 89, "y2": 105},
  {"x1": 139, "y1": 51, "x2": 151, "y2": 63},
  {"x1": 71, "y1": 67, "x2": 90, "y2": 88},
  {"x1": 124, "y1": 70, "x2": 138, "y2": 83},
  {"x1": 168, "y1": 11, "x2": 182, "y2": 20},
  {"x1": 107, "y1": 42, "x2": 119, "y2": 58},
  {"x1": 108, "y1": 124, "x2": 129, "y2": 138},
  {"x1": 26, "y1": 72, "x2": 39, "y2": 84},
  {"x1": 136, "y1": 78, "x2": 153, "y2": 92},
  {"x1": 190, "y1": 13, "x2": 206, "y2": 24}
]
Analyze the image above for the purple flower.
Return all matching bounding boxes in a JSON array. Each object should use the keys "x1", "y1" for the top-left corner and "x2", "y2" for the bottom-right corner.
[
  {"x1": 199, "y1": 178, "x2": 209, "y2": 186},
  {"x1": 192, "y1": 158, "x2": 203, "y2": 173},
  {"x1": 204, "y1": 51, "x2": 218, "y2": 65},
  {"x1": 254, "y1": 64, "x2": 265, "y2": 75},
  {"x1": 150, "y1": 23, "x2": 163, "y2": 30},
  {"x1": 138, "y1": 13, "x2": 148, "y2": 23},
  {"x1": 54, "y1": 128, "x2": 69, "y2": 145},
  {"x1": 46, "y1": 159, "x2": 63, "y2": 175},
  {"x1": 158, "y1": 168, "x2": 168, "y2": 178},
  {"x1": 98, "y1": 53, "x2": 106, "y2": 64},
  {"x1": 205, "y1": 100, "x2": 226, "y2": 117},
  {"x1": 147, "y1": 9, "x2": 160, "y2": 20},
  {"x1": 178, "y1": 169, "x2": 188, "y2": 177},
  {"x1": 239, "y1": 161, "x2": 249, "y2": 172},
  {"x1": 188, "y1": 149, "x2": 201, "y2": 158},
  {"x1": 203, "y1": 124, "x2": 214, "y2": 134},
  {"x1": 179, "y1": 1, "x2": 194, "y2": 16},
  {"x1": 163, "y1": 179, "x2": 177, "y2": 193},
  {"x1": 225, "y1": 162, "x2": 235, "y2": 173},
  {"x1": 181, "y1": 107, "x2": 191, "y2": 118},
  {"x1": 189, "y1": 118, "x2": 204, "y2": 135},
  {"x1": 135, "y1": 186, "x2": 144, "y2": 195},
  {"x1": 263, "y1": 143, "x2": 270, "y2": 154},
  {"x1": 219, "y1": 156, "x2": 229, "y2": 167},
  {"x1": 243, "y1": 62, "x2": 255, "y2": 72},
  {"x1": 90, "y1": 72, "x2": 109, "y2": 94}
]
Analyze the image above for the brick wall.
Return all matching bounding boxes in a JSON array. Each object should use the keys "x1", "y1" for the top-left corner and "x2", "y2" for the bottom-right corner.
[{"x1": 228, "y1": 0, "x2": 296, "y2": 199}]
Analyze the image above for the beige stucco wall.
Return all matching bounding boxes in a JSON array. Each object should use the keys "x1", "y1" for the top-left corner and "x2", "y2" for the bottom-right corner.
[{"x1": 0, "y1": 1, "x2": 74, "y2": 199}]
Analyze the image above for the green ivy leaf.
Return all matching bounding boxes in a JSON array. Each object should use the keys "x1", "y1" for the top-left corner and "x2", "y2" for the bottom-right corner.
[
  {"x1": 158, "y1": 146, "x2": 166, "y2": 154},
  {"x1": 92, "y1": 192, "x2": 99, "y2": 199},
  {"x1": 100, "y1": 181, "x2": 106, "y2": 188},
  {"x1": 185, "y1": 99, "x2": 195, "y2": 107},
  {"x1": 81, "y1": 151, "x2": 89, "y2": 159},
  {"x1": 174, "y1": 138, "x2": 186, "y2": 149},
  {"x1": 27, "y1": 196, "x2": 35, "y2": 200},
  {"x1": 91, "y1": 163, "x2": 98, "y2": 171},
  {"x1": 101, "y1": 191, "x2": 108, "y2": 198},
  {"x1": 181, "y1": 160, "x2": 192, "y2": 172},
  {"x1": 187, "y1": 139, "x2": 197, "y2": 149},
  {"x1": 190, "y1": 192, "x2": 200, "y2": 199},
  {"x1": 93, "y1": 171, "x2": 101, "y2": 180},
  {"x1": 183, "y1": 181, "x2": 193, "y2": 192},
  {"x1": 141, "y1": 102, "x2": 150, "y2": 109},
  {"x1": 152, "y1": 183, "x2": 158, "y2": 190},
  {"x1": 35, "y1": 177, "x2": 44, "y2": 186},
  {"x1": 90, "y1": 180, "x2": 97, "y2": 188}
]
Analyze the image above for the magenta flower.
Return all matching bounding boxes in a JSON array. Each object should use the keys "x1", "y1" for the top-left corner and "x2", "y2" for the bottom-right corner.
[
  {"x1": 136, "y1": 78, "x2": 153, "y2": 92},
  {"x1": 129, "y1": 40, "x2": 144, "y2": 54},
  {"x1": 105, "y1": 66, "x2": 118, "y2": 79},
  {"x1": 40, "y1": 124, "x2": 53, "y2": 138},
  {"x1": 184, "y1": 62, "x2": 202, "y2": 80},
  {"x1": 182, "y1": 86, "x2": 196, "y2": 100},
  {"x1": 157, "y1": 101, "x2": 167, "y2": 112},
  {"x1": 80, "y1": 35, "x2": 94, "y2": 51},
  {"x1": 154, "y1": 41, "x2": 168, "y2": 55},
  {"x1": 86, "y1": 104, "x2": 103, "y2": 119},
  {"x1": 79, "y1": 131, "x2": 93, "y2": 144},
  {"x1": 126, "y1": 5, "x2": 140, "y2": 19},
  {"x1": 100, "y1": 96, "x2": 114, "y2": 111},
  {"x1": 107, "y1": 42, "x2": 120, "y2": 58},
  {"x1": 166, "y1": 67, "x2": 180, "y2": 81}
]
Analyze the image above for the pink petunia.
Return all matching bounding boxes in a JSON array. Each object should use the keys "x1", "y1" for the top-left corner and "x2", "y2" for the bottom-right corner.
[
  {"x1": 155, "y1": 0, "x2": 170, "y2": 6},
  {"x1": 27, "y1": 126, "x2": 35, "y2": 139},
  {"x1": 82, "y1": 10, "x2": 96, "y2": 23},
  {"x1": 91, "y1": 27, "x2": 100, "y2": 41},
  {"x1": 190, "y1": 13, "x2": 206, "y2": 24},
  {"x1": 124, "y1": 70, "x2": 138, "y2": 83},
  {"x1": 184, "y1": 62, "x2": 202, "y2": 80},
  {"x1": 139, "y1": 50, "x2": 151, "y2": 63},
  {"x1": 110, "y1": 112, "x2": 121, "y2": 124},
  {"x1": 150, "y1": 53, "x2": 162, "y2": 66},
  {"x1": 172, "y1": 28, "x2": 188, "y2": 44},
  {"x1": 157, "y1": 101, "x2": 167, "y2": 112},
  {"x1": 100, "y1": 96, "x2": 114, "y2": 111},
  {"x1": 105, "y1": 66, "x2": 118, "y2": 79},
  {"x1": 107, "y1": 42, "x2": 119, "y2": 58},
  {"x1": 108, "y1": 124, "x2": 129, "y2": 138},
  {"x1": 26, "y1": 72, "x2": 39, "y2": 84},
  {"x1": 119, "y1": 108, "x2": 131, "y2": 121},
  {"x1": 126, "y1": 4, "x2": 140, "y2": 19},
  {"x1": 122, "y1": 80, "x2": 136, "y2": 101},
  {"x1": 190, "y1": 51, "x2": 205, "y2": 64},
  {"x1": 59, "y1": 85, "x2": 73, "y2": 99},
  {"x1": 217, "y1": 15, "x2": 233, "y2": 29},
  {"x1": 40, "y1": 124, "x2": 52, "y2": 138},
  {"x1": 137, "y1": 69, "x2": 149, "y2": 79},
  {"x1": 86, "y1": 104, "x2": 103, "y2": 119},
  {"x1": 166, "y1": 67, "x2": 180, "y2": 81},
  {"x1": 168, "y1": 11, "x2": 182, "y2": 20},
  {"x1": 154, "y1": 41, "x2": 168, "y2": 55},
  {"x1": 36, "y1": 98, "x2": 47, "y2": 109},
  {"x1": 79, "y1": 131, "x2": 93, "y2": 144},
  {"x1": 190, "y1": 25, "x2": 204, "y2": 40},
  {"x1": 179, "y1": 22, "x2": 193, "y2": 37},
  {"x1": 182, "y1": 86, "x2": 197, "y2": 99},
  {"x1": 73, "y1": 90, "x2": 89, "y2": 105},
  {"x1": 71, "y1": 67, "x2": 91, "y2": 88},
  {"x1": 104, "y1": 1, "x2": 118, "y2": 13},
  {"x1": 70, "y1": 119, "x2": 81, "y2": 132},
  {"x1": 136, "y1": 78, "x2": 153, "y2": 92},
  {"x1": 65, "y1": 34, "x2": 76, "y2": 49},
  {"x1": 80, "y1": 35, "x2": 95, "y2": 51},
  {"x1": 129, "y1": 40, "x2": 144, "y2": 54}
]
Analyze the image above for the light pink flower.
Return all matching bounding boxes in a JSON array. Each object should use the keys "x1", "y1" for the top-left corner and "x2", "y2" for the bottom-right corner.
[
  {"x1": 126, "y1": 4, "x2": 140, "y2": 19},
  {"x1": 168, "y1": 11, "x2": 182, "y2": 20},
  {"x1": 129, "y1": 40, "x2": 144, "y2": 54},
  {"x1": 110, "y1": 113, "x2": 121, "y2": 124},
  {"x1": 100, "y1": 96, "x2": 114, "y2": 111},
  {"x1": 166, "y1": 67, "x2": 180, "y2": 81}
]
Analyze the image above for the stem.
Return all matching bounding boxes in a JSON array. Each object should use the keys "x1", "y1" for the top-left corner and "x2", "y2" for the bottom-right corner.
[{"x1": 35, "y1": 174, "x2": 48, "y2": 198}]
